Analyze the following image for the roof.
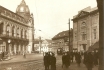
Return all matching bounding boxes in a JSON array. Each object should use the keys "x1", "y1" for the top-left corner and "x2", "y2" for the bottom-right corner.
[
  {"x1": 72, "y1": 6, "x2": 98, "y2": 20},
  {"x1": 52, "y1": 29, "x2": 73, "y2": 40},
  {"x1": 45, "y1": 39, "x2": 52, "y2": 43}
]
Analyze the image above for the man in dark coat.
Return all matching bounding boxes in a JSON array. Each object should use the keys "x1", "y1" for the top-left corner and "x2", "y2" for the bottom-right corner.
[
  {"x1": 50, "y1": 53, "x2": 56, "y2": 70},
  {"x1": 86, "y1": 52, "x2": 94, "y2": 70},
  {"x1": 44, "y1": 52, "x2": 50, "y2": 70},
  {"x1": 76, "y1": 52, "x2": 81, "y2": 67},
  {"x1": 83, "y1": 51, "x2": 87, "y2": 65},
  {"x1": 93, "y1": 50, "x2": 99, "y2": 66},
  {"x1": 62, "y1": 53, "x2": 65, "y2": 68},
  {"x1": 64, "y1": 52, "x2": 70, "y2": 68}
]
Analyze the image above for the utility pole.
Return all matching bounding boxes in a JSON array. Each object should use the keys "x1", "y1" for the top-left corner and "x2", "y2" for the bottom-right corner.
[
  {"x1": 68, "y1": 18, "x2": 70, "y2": 52},
  {"x1": 39, "y1": 36, "x2": 41, "y2": 53},
  {"x1": 96, "y1": 0, "x2": 103, "y2": 70}
]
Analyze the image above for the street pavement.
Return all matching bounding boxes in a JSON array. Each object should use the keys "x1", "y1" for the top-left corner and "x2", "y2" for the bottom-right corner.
[{"x1": 0, "y1": 53, "x2": 99, "y2": 70}]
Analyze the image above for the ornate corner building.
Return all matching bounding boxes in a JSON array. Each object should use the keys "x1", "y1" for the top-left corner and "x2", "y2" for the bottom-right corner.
[
  {"x1": 0, "y1": 0, "x2": 34, "y2": 54},
  {"x1": 72, "y1": 6, "x2": 99, "y2": 52}
]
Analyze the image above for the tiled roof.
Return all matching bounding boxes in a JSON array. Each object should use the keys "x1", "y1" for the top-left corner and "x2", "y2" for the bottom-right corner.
[
  {"x1": 52, "y1": 29, "x2": 73, "y2": 40},
  {"x1": 45, "y1": 39, "x2": 52, "y2": 43}
]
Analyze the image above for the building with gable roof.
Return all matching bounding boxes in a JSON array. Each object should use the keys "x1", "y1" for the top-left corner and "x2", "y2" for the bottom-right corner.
[
  {"x1": 72, "y1": 6, "x2": 99, "y2": 52},
  {"x1": 52, "y1": 29, "x2": 73, "y2": 53},
  {"x1": 0, "y1": 0, "x2": 34, "y2": 54}
]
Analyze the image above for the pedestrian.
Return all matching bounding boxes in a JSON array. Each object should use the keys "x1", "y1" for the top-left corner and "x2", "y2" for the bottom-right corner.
[
  {"x1": 86, "y1": 52, "x2": 94, "y2": 70},
  {"x1": 50, "y1": 53, "x2": 56, "y2": 70},
  {"x1": 62, "y1": 52, "x2": 70, "y2": 70},
  {"x1": 44, "y1": 52, "x2": 50, "y2": 70},
  {"x1": 83, "y1": 51, "x2": 87, "y2": 65},
  {"x1": 93, "y1": 50, "x2": 99, "y2": 66},
  {"x1": 76, "y1": 52, "x2": 81, "y2": 67},
  {"x1": 23, "y1": 52, "x2": 26, "y2": 58},
  {"x1": 62, "y1": 53, "x2": 65, "y2": 68}
]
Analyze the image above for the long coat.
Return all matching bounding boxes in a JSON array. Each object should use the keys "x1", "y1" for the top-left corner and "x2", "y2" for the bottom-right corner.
[
  {"x1": 50, "y1": 56, "x2": 56, "y2": 70},
  {"x1": 64, "y1": 55, "x2": 70, "y2": 67},
  {"x1": 44, "y1": 55, "x2": 50, "y2": 66},
  {"x1": 86, "y1": 52, "x2": 94, "y2": 69}
]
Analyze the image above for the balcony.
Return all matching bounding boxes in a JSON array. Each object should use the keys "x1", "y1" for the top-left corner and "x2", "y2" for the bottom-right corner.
[{"x1": 0, "y1": 34, "x2": 29, "y2": 41}]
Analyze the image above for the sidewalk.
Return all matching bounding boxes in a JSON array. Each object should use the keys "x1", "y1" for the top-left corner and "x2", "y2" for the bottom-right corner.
[{"x1": 0, "y1": 53, "x2": 44, "y2": 64}]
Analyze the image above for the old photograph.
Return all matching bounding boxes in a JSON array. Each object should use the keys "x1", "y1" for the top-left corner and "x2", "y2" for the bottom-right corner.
[{"x1": 0, "y1": 0, "x2": 103, "y2": 70}]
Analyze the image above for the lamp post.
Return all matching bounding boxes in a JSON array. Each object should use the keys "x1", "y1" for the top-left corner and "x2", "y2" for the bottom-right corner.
[
  {"x1": 8, "y1": 39, "x2": 11, "y2": 59},
  {"x1": 39, "y1": 36, "x2": 42, "y2": 53}
]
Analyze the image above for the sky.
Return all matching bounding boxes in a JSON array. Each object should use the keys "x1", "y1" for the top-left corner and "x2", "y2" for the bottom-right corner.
[{"x1": 0, "y1": 0, "x2": 97, "y2": 39}]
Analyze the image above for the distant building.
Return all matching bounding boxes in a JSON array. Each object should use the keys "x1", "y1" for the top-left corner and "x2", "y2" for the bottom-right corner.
[
  {"x1": 52, "y1": 29, "x2": 73, "y2": 53},
  {"x1": 0, "y1": 0, "x2": 34, "y2": 54},
  {"x1": 33, "y1": 39, "x2": 52, "y2": 53},
  {"x1": 72, "y1": 6, "x2": 99, "y2": 52}
]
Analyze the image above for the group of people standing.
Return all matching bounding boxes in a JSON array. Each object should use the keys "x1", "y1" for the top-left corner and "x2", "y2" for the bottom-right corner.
[
  {"x1": 44, "y1": 52, "x2": 56, "y2": 70},
  {"x1": 69, "y1": 50, "x2": 99, "y2": 70},
  {"x1": 43, "y1": 50, "x2": 99, "y2": 70}
]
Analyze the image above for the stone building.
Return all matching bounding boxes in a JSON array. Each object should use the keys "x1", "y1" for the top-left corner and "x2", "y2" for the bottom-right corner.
[
  {"x1": 0, "y1": 0, "x2": 34, "y2": 54},
  {"x1": 72, "y1": 6, "x2": 99, "y2": 52},
  {"x1": 52, "y1": 29, "x2": 73, "y2": 53}
]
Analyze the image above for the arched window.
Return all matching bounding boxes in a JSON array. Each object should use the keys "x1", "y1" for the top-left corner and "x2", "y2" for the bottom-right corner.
[
  {"x1": 25, "y1": 30, "x2": 27, "y2": 39},
  {"x1": 17, "y1": 28, "x2": 19, "y2": 37},
  {"x1": 0, "y1": 22, "x2": 3, "y2": 34},
  {"x1": 6, "y1": 25, "x2": 10, "y2": 36},
  {"x1": 81, "y1": 22, "x2": 87, "y2": 40},
  {"x1": 12, "y1": 26, "x2": 15, "y2": 36},
  {"x1": 21, "y1": 29, "x2": 23, "y2": 38}
]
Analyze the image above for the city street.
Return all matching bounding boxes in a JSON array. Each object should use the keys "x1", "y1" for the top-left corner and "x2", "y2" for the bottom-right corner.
[{"x1": 0, "y1": 53, "x2": 98, "y2": 70}]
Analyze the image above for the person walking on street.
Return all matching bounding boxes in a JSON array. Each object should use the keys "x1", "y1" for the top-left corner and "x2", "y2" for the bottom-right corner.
[
  {"x1": 76, "y1": 52, "x2": 81, "y2": 67},
  {"x1": 44, "y1": 52, "x2": 50, "y2": 70},
  {"x1": 50, "y1": 53, "x2": 56, "y2": 70},
  {"x1": 62, "y1": 53, "x2": 65, "y2": 68},
  {"x1": 86, "y1": 52, "x2": 94, "y2": 70},
  {"x1": 62, "y1": 52, "x2": 70, "y2": 70}
]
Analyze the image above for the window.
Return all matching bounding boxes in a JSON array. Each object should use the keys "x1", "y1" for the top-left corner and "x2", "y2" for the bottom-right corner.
[
  {"x1": 74, "y1": 33, "x2": 77, "y2": 40},
  {"x1": 21, "y1": 29, "x2": 23, "y2": 38},
  {"x1": 17, "y1": 28, "x2": 19, "y2": 37},
  {"x1": 93, "y1": 29, "x2": 96, "y2": 39},
  {"x1": 25, "y1": 30, "x2": 27, "y2": 39},
  {"x1": 12, "y1": 26, "x2": 15, "y2": 36},
  {"x1": 6, "y1": 25, "x2": 10, "y2": 36},
  {"x1": 82, "y1": 33, "x2": 86, "y2": 40}
]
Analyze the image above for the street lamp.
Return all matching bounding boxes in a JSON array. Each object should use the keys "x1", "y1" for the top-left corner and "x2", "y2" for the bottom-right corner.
[{"x1": 8, "y1": 39, "x2": 11, "y2": 59}]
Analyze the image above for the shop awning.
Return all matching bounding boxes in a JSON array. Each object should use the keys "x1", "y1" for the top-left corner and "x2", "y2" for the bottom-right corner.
[{"x1": 88, "y1": 41, "x2": 99, "y2": 52}]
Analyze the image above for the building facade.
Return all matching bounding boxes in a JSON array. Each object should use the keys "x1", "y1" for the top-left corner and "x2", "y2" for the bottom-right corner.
[
  {"x1": 0, "y1": 0, "x2": 34, "y2": 54},
  {"x1": 72, "y1": 6, "x2": 99, "y2": 52},
  {"x1": 52, "y1": 29, "x2": 73, "y2": 53},
  {"x1": 34, "y1": 39, "x2": 52, "y2": 53}
]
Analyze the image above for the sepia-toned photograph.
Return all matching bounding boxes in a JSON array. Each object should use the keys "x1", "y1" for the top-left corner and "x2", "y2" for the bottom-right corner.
[{"x1": 0, "y1": 0, "x2": 103, "y2": 70}]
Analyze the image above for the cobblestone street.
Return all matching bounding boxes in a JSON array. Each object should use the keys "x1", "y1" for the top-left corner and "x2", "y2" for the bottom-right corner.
[{"x1": 0, "y1": 54, "x2": 98, "y2": 70}]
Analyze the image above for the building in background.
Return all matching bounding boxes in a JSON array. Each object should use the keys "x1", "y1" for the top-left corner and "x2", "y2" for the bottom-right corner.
[
  {"x1": 72, "y1": 6, "x2": 99, "y2": 52},
  {"x1": 0, "y1": 0, "x2": 34, "y2": 54},
  {"x1": 33, "y1": 38, "x2": 52, "y2": 53},
  {"x1": 52, "y1": 29, "x2": 73, "y2": 53}
]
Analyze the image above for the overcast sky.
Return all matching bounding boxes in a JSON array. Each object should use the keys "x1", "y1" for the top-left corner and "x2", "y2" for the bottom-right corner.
[{"x1": 0, "y1": 0, "x2": 97, "y2": 39}]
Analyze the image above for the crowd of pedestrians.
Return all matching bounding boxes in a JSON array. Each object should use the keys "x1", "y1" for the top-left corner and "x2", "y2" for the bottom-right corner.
[
  {"x1": 62, "y1": 50, "x2": 99, "y2": 70},
  {"x1": 43, "y1": 50, "x2": 99, "y2": 70},
  {"x1": 44, "y1": 51, "x2": 99, "y2": 70}
]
